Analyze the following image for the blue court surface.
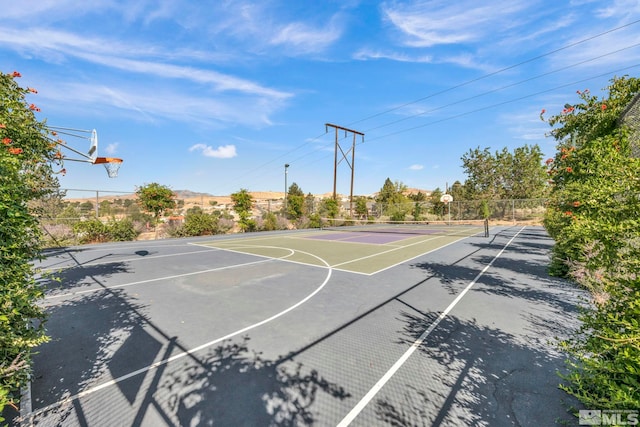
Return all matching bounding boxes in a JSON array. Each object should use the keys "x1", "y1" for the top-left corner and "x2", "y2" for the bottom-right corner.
[{"x1": 19, "y1": 225, "x2": 586, "y2": 426}]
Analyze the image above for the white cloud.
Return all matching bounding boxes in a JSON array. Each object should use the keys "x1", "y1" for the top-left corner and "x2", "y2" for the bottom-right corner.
[
  {"x1": 382, "y1": 0, "x2": 531, "y2": 47},
  {"x1": 353, "y1": 48, "x2": 433, "y2": 63},
  {"x1": 408, "y1": 164, "x2": 424, "y2": 170},
  {"x1": 595, "y1": 0, "x2": 640, "y2": 18},
  {"x1": 189, "y1": 143, "x2": 237, "y2": 159},
  {"x1": 0, "y1": 28, "x2": 291, "y2": 99},
  {"x1": 34, "y1": 78, "x2": 285, "y2": 127},
  {"x1": 104, "y1": 142, "x2": 119, "y2": 155},
  {"x1": 270, "y1": 19, "x2": 343, "y2": 54}
]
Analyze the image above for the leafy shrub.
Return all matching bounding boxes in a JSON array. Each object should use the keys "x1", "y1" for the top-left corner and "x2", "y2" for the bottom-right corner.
[
  {"x1": 542, "y1": 76, "x2": 640, "y2": 416},
  {"x1": 107, "y1": 218, "x2": 139, "y2": 241},
  {"x1": 72, "y1": 218, "x2": 140, "y2": 243},
  {"x1": 73, "y1": 219, "x2": 109, "y2": 243},
  {"x1": 560, "y1": 239, "x2": 640, "y2": 409},
  {"x1": 183, "y1": 212, "x2": 218, "y2": 236},
  {"x1": 0, "y1": 71, "x2": 56, "y2": 420},
  {"x1": 259, "y1": 212, "x2": 279, "y2": 231}
]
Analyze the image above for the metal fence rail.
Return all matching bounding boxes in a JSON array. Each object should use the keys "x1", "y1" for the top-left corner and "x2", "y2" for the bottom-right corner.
[{"x1": 37, "y1": 189, "x2": 547, "y2": 245}]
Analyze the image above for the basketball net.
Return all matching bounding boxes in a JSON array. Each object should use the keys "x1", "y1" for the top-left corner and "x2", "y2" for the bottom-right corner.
[{"x1": 94, "y1": 157, "x2": 123, "y2": 178}]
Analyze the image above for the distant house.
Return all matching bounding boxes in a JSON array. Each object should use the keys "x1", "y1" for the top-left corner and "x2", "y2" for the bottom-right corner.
[{"x1": 620, "y1": 92, "x2": 640, "y2": 157}]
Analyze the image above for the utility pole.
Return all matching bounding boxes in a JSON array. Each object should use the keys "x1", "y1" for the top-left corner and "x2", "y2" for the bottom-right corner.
[
  {"x1": 325, "y1": 123, "x2": 364, "y2": 217},
  {"x1": 284, "y1": 163, "x2": 289, "y2": 217}
]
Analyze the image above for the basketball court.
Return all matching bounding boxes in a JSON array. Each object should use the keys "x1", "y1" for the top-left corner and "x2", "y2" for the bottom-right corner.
[{"x1": 19, "y1": 224, "x2": 586, "y2": 426}]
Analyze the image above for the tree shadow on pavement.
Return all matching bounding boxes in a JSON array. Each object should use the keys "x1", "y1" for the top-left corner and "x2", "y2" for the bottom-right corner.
[
  {"x1": 30, "y1": 287, "x2": 145, "y2": 425},
  {"x1": 38, "y1": 261, "x2": 131, "y2": 294},
  {"x1": 157, "y1": 336, "x2": 351, "y2": 426},
  {"x1": 375, "y1": 312, "x2": 580, "y2": 426}
]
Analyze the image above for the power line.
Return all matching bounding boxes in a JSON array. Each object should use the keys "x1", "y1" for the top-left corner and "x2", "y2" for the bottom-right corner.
[
  {"x1": 366, "y1": 63, "x2": 640, "y2": 143},
  {"x1": 288, "y1": 62, "x2": 640, "y2": 173},
  {"x1": 346, "y1": 18, "x2": 640, "y2": 127},
  {"x1": 362, "y1": 42, "x2": 640, "y2": 134},
  {"x1": 232, "y1": 20, "x2": 640, "y2": 190}
]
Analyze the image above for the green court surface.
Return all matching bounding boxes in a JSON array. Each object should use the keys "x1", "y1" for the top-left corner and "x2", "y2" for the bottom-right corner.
[{"x1": 196, "y1": 227, "x2": 486, "y2": 275}]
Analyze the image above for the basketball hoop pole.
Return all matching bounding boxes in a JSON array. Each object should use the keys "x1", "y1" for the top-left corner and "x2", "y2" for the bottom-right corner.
[
  {"x1": 49, "y1": 137, "x2": 94, "y2": 163},
  {"x1": 47, "y1": 126, "x2": 97, "y2": 163}
]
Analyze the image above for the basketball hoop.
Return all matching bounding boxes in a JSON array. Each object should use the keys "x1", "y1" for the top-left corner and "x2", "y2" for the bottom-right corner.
[
  {"x1": 440, "y1": 194, "x2": 454, "y2": 204},
  {"x1": 94, "y1": 157, "x2": 123, "y2": 178}
]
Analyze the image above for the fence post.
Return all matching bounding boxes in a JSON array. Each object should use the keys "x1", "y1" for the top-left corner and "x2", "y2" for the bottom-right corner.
[
  {"x1": 95, "y1": 191, "x2": 99, "y2": 218},
  {"x1": 512, "y1": 199, "x2": 515, "y2": 224}
]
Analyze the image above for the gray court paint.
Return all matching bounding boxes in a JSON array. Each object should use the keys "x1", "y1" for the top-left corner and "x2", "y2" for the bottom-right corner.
[
  {"x1": 25, "y1": 247, "x2": 333, "y2": 421},
  {"x1": 337, "y1": 226, "x2": 526, "y2": 426},
  {"x1": 38, "y1": 247, "x2": 222, "y2": 273},
  {"x1": 44, "y1": 257, "x2": 278, "y2": 300}
]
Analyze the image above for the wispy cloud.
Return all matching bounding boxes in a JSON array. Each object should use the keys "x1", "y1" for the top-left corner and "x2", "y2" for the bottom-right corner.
[
  {"x1": 36, "y1": 81, "x2": 283, "y2": 127},
  {"x1": 104, "y1": 142, "x2": 119, "y2": 155},
  {"x1": 382, "y1": 0, "x2": 531, "y2": 47},
  {"x1": 353, "y1": 48, "x2": 433, "y2": 63},
  {"x1": 0, "y1": 28, "x2": 291, "y2": 99},
  {"x1": 189, "y1": 144, "x2": 238, "y2": 159},
  {"x1": 408, "y1": 164, "x2": 424, "y2": 170},
  {"x1": 270, "y1": 18, "x2": 343, "y2": 54},
  {"x1": 595, "y1": 0, "x2": 640, "y2": 19}
]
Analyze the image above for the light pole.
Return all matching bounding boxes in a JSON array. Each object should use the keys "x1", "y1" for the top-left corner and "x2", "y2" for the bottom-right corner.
[{"x1": 284, "y1": 163, "x2": 289, "y2": 217}]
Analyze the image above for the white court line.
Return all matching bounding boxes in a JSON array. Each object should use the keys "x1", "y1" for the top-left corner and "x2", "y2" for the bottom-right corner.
[
  {"x1": 337, "y1": 226, "x2": 525, "y2": 427},
  {"x1": 39, "y1": 248, "x2": 222, "y2": 273},
  {"x1": 331, "y1": 231, "x2": 484, "y2": 275},
  {"x1": 331, "y1": 235, "x2": 445, "y2": 268},
  {"x1": 195, "y1": 231, "x2": 482, "y2": 277},
  {"x1": 44, "y1": 257, "x2": 281, "y2": 300},
  {"x1": 26, "y1": 247, "x2": 333, "y2": 421}
]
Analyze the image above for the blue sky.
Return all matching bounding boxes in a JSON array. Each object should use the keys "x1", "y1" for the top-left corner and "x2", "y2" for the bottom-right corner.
[{"x1": 3, "y1": 1, "x2": 640, "y2": 197}]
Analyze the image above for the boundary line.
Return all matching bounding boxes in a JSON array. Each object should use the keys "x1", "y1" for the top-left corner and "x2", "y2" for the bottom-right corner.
[
  {"x1": 336, "y1": 226, "x2": 526, "y2": 426},
  {"x1": 25, "y1": 247, "x2": 334, "y2": 422},
  {"x1": 196, "y1": 231, "x2": 486, "y2": 276},
  {"x1": 44, "y1": 258, "x2": 278, "y2": 300},
  {"x1": 38, "y1": 248, "x2": 222, "y2": 274}
]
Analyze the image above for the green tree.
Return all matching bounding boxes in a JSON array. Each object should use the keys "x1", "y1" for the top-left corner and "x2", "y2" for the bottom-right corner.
[
  {"x1": 320, "y1": 197, "x2": 339, "y2": 219},
  {"x1": 135, "y1": 183, "x2": 176, "y2": 227},
  {"x1": 231, "y1": 188, "x2": 254, "y2": 232},
  {"x1": 408, "y1": 191, "x2": 427, "y2": 202},
  {"x1": 287, "y1": 182, "x2": 304, "y2": 197},
  {"x1": 449, "y1": 180, "x2": 465, "y2": 201},
  {"x1": 0, "y1": 71, "x2": 60, "y2": 418},
  {"x1": 286, "y1": 183, "x2": 305, "y2": 220},
  {"x1": 429, "y1": 187, "x2": 445, "y2": 217},
  {"x1": 375, "y1": 178, "x2": 410, "y2": 219},
  {"x1": 461, "y1": 144, "x2": 547, "y2": 200},
  {"x1": 79, "y1": 200, "x2": 94, "y2": 216},
  {"x1": 354, "y1": 196, "x2": 368, "y2": 219},
  {"x1": 99, "y1": 200, "x2": 113, "y2": 217},
  {"x1": 304, "y1": 193, "x2": 315, "y2": 216},
  {"x1": 461, "y1": 147, "x2": 498, "y2": 200}
]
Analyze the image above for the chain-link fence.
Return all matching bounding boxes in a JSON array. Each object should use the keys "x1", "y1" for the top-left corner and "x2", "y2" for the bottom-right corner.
[
  {"x1": 343, "y1": 198, "x2": 547, "y2": 223},
  {"x1": 37, "y1": 189, "x2": 547, "y2": 245}
]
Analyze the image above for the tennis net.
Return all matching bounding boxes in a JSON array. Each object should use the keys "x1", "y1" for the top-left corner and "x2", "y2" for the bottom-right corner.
[{"x1": 320, "y1": 218, "x2": 489, "y2": 237}]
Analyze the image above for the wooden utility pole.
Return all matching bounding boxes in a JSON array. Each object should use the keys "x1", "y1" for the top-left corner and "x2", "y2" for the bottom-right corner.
[{"x1": 325, "y1": 123, "x2": 364, "y2": 216}]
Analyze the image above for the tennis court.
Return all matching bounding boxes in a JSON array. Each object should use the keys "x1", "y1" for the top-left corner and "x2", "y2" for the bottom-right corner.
[{"x1": 20, "y1": 224, "x2": 585, "y2": 426}]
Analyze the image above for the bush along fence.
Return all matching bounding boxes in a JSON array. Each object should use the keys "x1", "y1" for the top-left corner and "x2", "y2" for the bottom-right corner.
[
  {"x1": 364, "y1": 198, "x2": 546, "y2": 223},
  {"x1": 37, "y1": 189, "x2": 548, "y2": 246}
]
